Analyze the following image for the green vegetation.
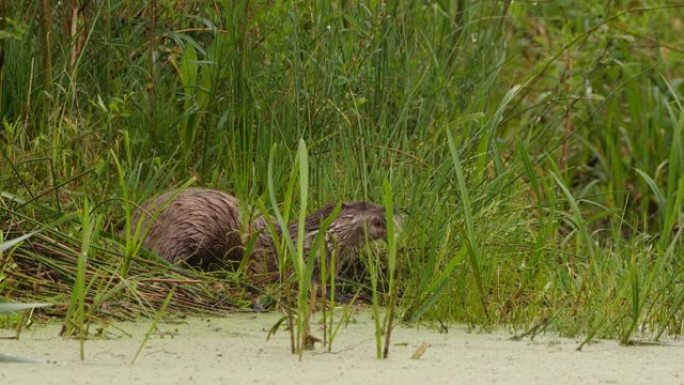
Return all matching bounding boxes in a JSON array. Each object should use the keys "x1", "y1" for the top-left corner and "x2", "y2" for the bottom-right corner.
[{"x1": 1, "y1": 0, "x2": 684, "y2": 346}]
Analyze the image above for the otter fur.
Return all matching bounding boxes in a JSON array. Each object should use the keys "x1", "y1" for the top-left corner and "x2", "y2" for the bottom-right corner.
[{"x1": 130, "y1": 188, "x2": 396, "y2": 274}]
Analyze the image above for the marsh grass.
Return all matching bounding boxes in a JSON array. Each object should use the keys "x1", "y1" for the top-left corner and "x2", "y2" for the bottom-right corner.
[
  {"x1": 1, "y1": 0, "x2": 684, "y2": 351},
  {"x1": 131, "y1": 287, "x2": 175, "y2": 365},
  {"x1": 381, "y1": 178, "x2": 398, "y2": 358},
  {"x1": 268, "y1": 140, "x2": 348, "y2": 356},
  {"x1": 63, "y1": 198, "x2": 101, "y2": 359}
]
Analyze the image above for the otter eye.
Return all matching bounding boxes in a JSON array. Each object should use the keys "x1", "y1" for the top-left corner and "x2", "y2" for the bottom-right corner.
[{"x1": 371, "y1": 218, "x2": 384, "y2": 228}]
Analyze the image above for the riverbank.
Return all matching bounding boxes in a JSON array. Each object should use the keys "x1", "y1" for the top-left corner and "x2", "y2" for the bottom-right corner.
[{"x1": 1, "y1": 311, "x2": 682, "y2": 385}]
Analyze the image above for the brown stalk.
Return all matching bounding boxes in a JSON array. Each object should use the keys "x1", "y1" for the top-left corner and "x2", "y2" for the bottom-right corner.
[
  {"x1": 0, "y1": 0, "x2": 5, "y2": 99},
  {"x1": 147, "y1": 0, "x2": 158, "y2": 138},
  {"x1": 560, "y1": 49, "x2": 574, "y2": 171},
  {"x1": 39, "y1": 0, "x2": 53, "y2": 91},
  {"x1": 68, "y1": 4, "x2": 79, "y2": 70}
]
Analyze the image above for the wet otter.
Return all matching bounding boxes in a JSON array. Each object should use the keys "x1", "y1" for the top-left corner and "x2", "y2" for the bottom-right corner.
[{"x1": 129, "y1": 188, "x2": 396, "y2": 276}]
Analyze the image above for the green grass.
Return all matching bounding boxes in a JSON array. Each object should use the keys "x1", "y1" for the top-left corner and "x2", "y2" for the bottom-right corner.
[{"x1": 1, "y1": 0, "x2": 684, "y2": 347}]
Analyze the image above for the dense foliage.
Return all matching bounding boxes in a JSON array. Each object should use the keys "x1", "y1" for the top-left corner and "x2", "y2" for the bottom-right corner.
[{"x1": 1, "y1": 1, "x2": 684, "y2": 342}]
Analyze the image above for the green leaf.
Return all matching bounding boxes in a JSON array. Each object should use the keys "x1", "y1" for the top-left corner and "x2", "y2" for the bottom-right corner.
[{"x1": 634, "y1": 168, "x2": 665, "y2": 209}]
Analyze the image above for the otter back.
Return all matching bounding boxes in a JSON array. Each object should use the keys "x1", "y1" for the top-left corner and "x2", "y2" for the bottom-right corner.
[{"x1": 130, "y1": 188, "x2": 245, "y2": 267}]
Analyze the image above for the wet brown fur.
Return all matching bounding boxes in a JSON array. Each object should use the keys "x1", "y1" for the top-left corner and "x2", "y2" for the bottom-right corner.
[{"x1": 130, "y1": 188, "x2": 395, "y2": 273}]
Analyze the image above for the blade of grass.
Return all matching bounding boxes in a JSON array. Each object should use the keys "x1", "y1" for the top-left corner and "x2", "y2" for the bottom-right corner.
[
  {"x1": 382, "y1": 178, "x2": 397, "y2": 359},
  {"x1": 445, "y1": 124, "x2": 489, "y2": 320},
  {"x1": 131, "y1": 287, "x2": 175, "y2": 365}
]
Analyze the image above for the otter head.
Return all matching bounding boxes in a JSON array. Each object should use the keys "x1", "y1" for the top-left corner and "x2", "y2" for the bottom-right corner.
[
  {"x1": 263, "y1": 200, "x2": 402, "y2": 257},
  {"x1": 328, "y1": 201, "x2": 401, "y2": 248}
]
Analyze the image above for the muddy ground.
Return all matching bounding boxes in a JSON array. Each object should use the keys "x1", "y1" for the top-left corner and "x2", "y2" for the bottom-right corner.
[{"x1": 1, "y1": 310, "x2": 683, "y2": 385}]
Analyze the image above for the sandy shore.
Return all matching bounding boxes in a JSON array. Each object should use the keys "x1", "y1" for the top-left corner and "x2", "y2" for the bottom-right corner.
[{"x1": 1, "y1": 310, "x2": 683, "y2": 385}]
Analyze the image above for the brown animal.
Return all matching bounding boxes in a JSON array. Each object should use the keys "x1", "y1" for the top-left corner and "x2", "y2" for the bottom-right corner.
[{"x1": 129, "y1": 188, "x2": 396, "y2": 276}]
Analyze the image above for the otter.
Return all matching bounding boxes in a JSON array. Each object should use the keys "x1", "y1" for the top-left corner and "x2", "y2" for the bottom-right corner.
[{"x1": 129, "y1": 188, "x2": 397, "y2": 277}]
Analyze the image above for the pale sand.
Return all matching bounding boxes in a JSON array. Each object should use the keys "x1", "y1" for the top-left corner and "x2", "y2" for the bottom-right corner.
[{"x1": 1, "y1": 310, "x2": 683, "y2": 385}]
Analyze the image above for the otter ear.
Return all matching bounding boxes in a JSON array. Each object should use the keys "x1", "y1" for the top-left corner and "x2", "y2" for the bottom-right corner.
[{"x1": 341, "y1": 202, "x2": 351, "y2": 209}]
